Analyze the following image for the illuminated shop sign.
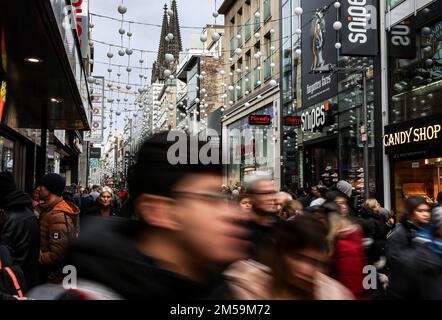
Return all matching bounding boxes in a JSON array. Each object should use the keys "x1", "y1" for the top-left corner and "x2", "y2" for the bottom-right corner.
[
  {"x1": 248, "y1": 115, "x2": 272, "y2": 125},
  {"x1": 384, "y1": 116, "x2": 442, "y2": 154},
  {"x1": 283, "y1": 116, "x2": 303, "y2": 126},
  {"x1": 340, "y1": 0, "x2": 378, "y2": 56},
  {"x1": 301, "y1": 102, "x2": 330, "y2": 132}
]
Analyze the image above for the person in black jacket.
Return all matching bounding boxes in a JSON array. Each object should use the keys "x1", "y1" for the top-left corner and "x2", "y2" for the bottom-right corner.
[
  {"x1": 386, "y1": 196, "x2": 431, "y2": 299},
  {"x1": 0, "y1": 172, "x2": 40, "y2": 289},
  {"x1": 360, "y1": 199, "x2": 389, "y2": 265}
]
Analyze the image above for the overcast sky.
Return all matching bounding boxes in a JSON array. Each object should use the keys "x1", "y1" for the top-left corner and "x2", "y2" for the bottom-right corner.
[{"x1": 89, "y1": 0, "x2": 216, "y2": 136}]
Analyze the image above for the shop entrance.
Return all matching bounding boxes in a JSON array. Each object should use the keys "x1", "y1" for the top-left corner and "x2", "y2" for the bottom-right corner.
[
  {"x1": 393, "y1": 157, "x2": 442, "y2": 214},
  {"x1": 304, "y1": 138, "x2": 339, "y2": 189}
]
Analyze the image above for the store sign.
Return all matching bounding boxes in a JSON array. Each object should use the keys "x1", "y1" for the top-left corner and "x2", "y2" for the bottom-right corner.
[
  {"x1": 340, "y1": 0, "x2": 378, "y2": 56},
  {"x1": 301, "y1": 0, "x2": 338, "y2": 108},
  {"x1": 249, "y1": 115, "x2": 272, "y2": 125},
  {"x1": 90, "y1": 147, "x2": 101, "y2": 159},
  {"x1": 283, "y1": 116, "x2": 302, "y2": 126},
  {"x1": 384, "y1": 116, "x2": 442, "y2": 154},
  {"x1": 72, "y1": 0, "x2": 89, "y2": 59},
  {"x1": 301, "y1": 102, "x2": 330, "y2": 132},
  {"x1": 388, "y1": 20, "x2": 416, "y2": 59}
]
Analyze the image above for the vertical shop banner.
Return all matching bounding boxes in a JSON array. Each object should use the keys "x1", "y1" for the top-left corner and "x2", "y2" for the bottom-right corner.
[
  {"x1": 301, "y1": 0, "x2": 338, "y2": 108},
  {"x1": 388, "y1": 19, "x2": 416, "y2": 59},
  {"x1": 72, "y1": 0, "x2": 89, "y2": 59},
  {"x1": 340, "y1": 0, "x2": 378, "y2": 56}
]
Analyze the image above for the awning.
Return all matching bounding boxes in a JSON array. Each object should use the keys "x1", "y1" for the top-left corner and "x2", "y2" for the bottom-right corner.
[{"x1": 0, "y1": 0, "x2": 92, "y2": 131}]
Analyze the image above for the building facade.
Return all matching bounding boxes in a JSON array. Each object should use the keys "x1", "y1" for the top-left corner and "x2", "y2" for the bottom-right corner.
[
  {"x1": 383, "y1": 0, "x2": 442, "y2": 214},
  {"x1": 219, "y1": 0, "x2": 282, "y2": 187},
  {"x1": 0, "y1": 0, "x2": 92, "y2": 192}
]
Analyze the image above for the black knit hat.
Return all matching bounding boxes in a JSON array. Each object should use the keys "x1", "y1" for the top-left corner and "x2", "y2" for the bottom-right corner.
[
  {"x1": 39, "y1": 173, "x2": 66, "y2": 197},
  {"x1": 0, "y1": 172, "x2": 17, "y2": 196}
]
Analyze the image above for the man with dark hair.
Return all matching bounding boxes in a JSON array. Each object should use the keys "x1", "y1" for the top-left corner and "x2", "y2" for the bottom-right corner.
[
  {"x1": 0, "y1": 172, "x2": 40, "y2": 289},
  {"x1": 63, "y1": 132, "x2": 252, "y2": 299}
]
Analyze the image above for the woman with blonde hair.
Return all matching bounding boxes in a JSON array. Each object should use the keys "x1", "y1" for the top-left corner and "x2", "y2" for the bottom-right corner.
[
  {"x1": 315, "y1": 201, "x2": 367, "y2": 300},
  {"x1": 84, "y1": 186, "x2": 121, "y2": 217}
]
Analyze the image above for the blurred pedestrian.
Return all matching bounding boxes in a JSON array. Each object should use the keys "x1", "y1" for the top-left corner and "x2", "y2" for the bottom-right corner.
[
  {"x1": 437, "y1": 192, "x2": 442, "y2": 207},
  {"x1": 225, "y1": 216, "x2": 354, "y2": 300},
  {"x1": 245, "y1": 172, "x2": 279, "y2": 266},
  {"x1": 61, "y1": 132, "x2": 253, "y2": 299},
  {"x1": 326, "y1": 190, "x2": 355, "y2": 218},
  {"x1": 318, "y1": 201, "x2": 367, "y2": 299},
  {"x1": 296, "y1": 188, "x2": 311, "y2": 208},
  {"x1": 90, "y1": 185, "x2": 100, "y2": 201},
  {"x1": 37, "y1": 173, "x2": 80, "y2": 283},
  {"x1": 309, "y1": 186, "x2": 327, "y2": 207},
  {"x1": 238, "y1": 195, "x2": 253, "y2": 215},
  {"x1": 386, "y1": 196, "x2": 432, "y2": 299},
  {"x1": 275, "y1": 192, "x2": 293, "y2": 216},
  {"x1": 0, "y1": 172, "x2": 40, "y2": 289},
  {"x1": 281, "y1": 200, "x2": 303, "y2": 221}
]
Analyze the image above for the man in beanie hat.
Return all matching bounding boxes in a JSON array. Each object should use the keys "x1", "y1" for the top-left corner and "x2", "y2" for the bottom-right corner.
[
  {"x1": 37, "y1": 173, "x2": 80, "y2": 283},
  {"x1": 0, "y1": 172, "x2": 40, "y2": 289}
]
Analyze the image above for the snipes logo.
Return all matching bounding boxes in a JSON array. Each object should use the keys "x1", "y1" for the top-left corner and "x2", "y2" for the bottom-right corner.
[{"x1": 346, "y1": 0, "x2": 376, "y2": 44}]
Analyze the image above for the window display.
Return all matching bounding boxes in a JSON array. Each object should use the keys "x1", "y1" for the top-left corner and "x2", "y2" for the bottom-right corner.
[{"x1": 0, "y1": 135, "x2": 14, "y2": 172}]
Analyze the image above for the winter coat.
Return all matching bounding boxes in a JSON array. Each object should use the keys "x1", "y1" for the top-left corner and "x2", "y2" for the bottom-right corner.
[
  {"x1": 385, "y1": 222, "x2": 422, "y2": 299},
  {"x1": 331, "y1": 225, "x2": 367, "y2": 300},
  {"x1": 359, "y1": 208, "x2": 389, "y2": 265},
  {"x1": 65, "y1": 217, "x2": 234, "y2": 299},
  {"x1": 83, "y1": 200, "x2": 121, "y2": 218},
  {"x1": 0, "y1": 190, "x2": 40, "y2": 288},
  {"x1": 38, "y1": 199, "x2": 80, "y2": 283},
  {"x1": 225, "y1": 259, "x2": 354, "y2": 300}
]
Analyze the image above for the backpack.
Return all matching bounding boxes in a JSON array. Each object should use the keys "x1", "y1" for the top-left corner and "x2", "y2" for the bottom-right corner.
[{"x1": 0, "y1": 246, "x2": 27, "y2": 298}]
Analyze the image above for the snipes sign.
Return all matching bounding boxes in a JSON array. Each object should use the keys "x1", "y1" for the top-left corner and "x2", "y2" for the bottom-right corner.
[
  {"x1": 340, "y1": 0, "x2": 378, "y2": 56},
  {"x1": 384, "y1": 116, "x2": 442, "y2": 155}
]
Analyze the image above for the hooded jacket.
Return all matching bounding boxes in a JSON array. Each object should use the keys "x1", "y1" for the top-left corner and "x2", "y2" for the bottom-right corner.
[
  {"x1": 0, "y1": 190, "x2": 40, "y2": 289},
  {"x1": 38, "y1": 198, "x2": 80, "y2": 282},
  {"x1": 66, "y1": 218, "x2": 234, "y2": 300}
]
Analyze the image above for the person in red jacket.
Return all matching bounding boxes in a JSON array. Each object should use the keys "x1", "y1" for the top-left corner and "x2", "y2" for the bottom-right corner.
[{"x1": 316, "y1": 200, "x2": 367, "y2": 300}]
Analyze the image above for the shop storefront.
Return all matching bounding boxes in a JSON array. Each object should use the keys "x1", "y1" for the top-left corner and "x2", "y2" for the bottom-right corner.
[
  {"x1": 225, "y1": 104, "x2": 277, "y2": 187},
  {"x1": 280, "y1": 0, "x2": 383, "y2": 211},
  {"x1": 0, "y1": 0, "x2": 91, "y2": 191},
  {"x1": 0, "y1": 134, "x2": 14, "y2": 172},
  {"x1": 387, "y1": 0, "x2": 442, "y2": 213}
]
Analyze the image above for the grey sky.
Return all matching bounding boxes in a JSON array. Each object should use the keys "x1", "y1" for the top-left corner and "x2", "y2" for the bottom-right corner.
[{"x1": 89, "y1": 0, "x2": 217, "y2": 136}]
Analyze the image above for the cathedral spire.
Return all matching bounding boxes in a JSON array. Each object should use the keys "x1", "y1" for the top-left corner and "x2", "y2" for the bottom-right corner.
[
  {"x1": 151, "y1": 3, "x2": 170, "y2": 83},
  {"x1": 169, "y1": 0, "x2": 183, "y2": 54}
]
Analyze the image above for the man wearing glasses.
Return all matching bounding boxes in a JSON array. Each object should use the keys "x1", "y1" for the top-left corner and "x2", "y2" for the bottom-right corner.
[{"x1": 61, "y1": 132, "x2": 253, "y2": 300}]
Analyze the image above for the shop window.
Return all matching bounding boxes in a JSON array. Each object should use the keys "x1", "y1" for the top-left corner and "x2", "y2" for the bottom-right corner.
[
  {"x1": 0, "y1": 136, "x2": 14, "y2": 173},
  {"x1": 393, "y1": 158, "x2": 442, "y2": 215},
  {"x1": 388, "y1": 8, "x2": 442, "y2": 124}
]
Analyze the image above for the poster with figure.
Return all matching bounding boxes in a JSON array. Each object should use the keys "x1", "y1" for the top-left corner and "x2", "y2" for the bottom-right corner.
[{"x1": 301, "y1": 0, "x2": 338, "y2": 108}]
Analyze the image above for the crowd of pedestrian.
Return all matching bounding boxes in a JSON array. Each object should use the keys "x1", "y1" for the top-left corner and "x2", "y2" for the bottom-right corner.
[{"x1": 0, "y1": 130, "x2": 441, "y2": 300}]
